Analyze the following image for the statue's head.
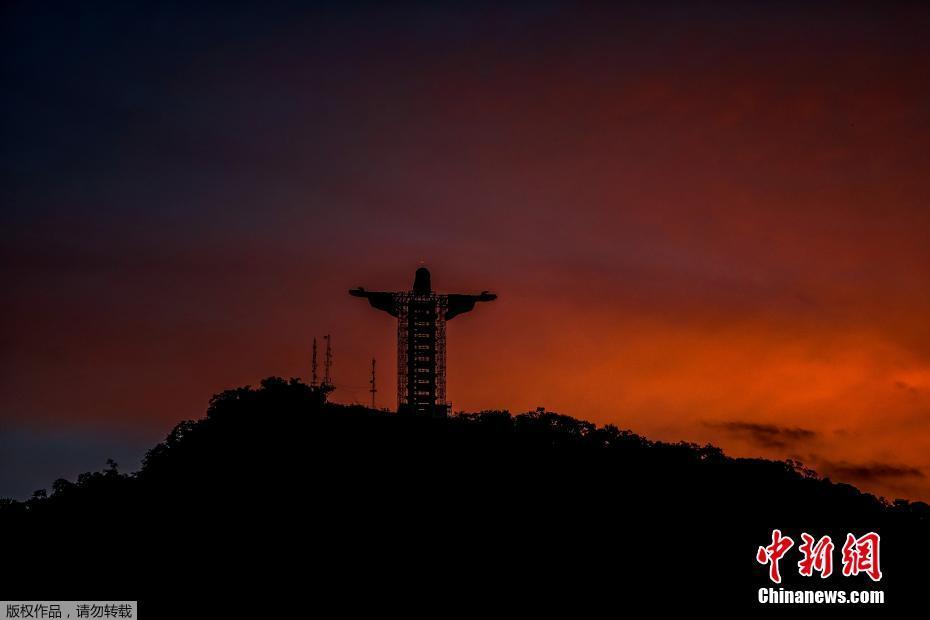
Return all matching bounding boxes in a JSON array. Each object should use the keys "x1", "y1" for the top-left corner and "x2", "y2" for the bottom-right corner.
[{"x1": 413, "y1": 267, "x2": 431, "y2": 293}]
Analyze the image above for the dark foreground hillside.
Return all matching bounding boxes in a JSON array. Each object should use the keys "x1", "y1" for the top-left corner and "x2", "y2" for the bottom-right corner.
[{"x1": 3, "y1": 377, "x2": 928, "y2": 613}]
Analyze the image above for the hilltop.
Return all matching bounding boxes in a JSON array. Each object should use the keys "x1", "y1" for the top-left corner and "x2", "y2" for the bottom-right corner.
[{"x1": 3, "y1": 377, "x2": 928, "y2": 612}]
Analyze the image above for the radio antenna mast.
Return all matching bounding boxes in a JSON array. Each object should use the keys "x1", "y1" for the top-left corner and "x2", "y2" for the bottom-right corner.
[
  {"x1": 369, "y1": 358, "x2": 377, "y2": 409},
  {"x1": 323, "y1": 334, "x2": 333, "y2": 387}
]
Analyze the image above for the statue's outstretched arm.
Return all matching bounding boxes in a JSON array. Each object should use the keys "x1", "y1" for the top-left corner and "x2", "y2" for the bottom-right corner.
[
  {"x1": 445, "y1": 292, "x2": 497, "y2": 320},
  {"x1": 349, "y1": 288, "x2": 399, "y2": 317}
]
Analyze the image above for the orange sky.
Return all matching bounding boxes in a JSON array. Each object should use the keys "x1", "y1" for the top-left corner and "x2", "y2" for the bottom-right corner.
[{"x1": 2, "y1": 2, "x2": 930, "y2": 501}]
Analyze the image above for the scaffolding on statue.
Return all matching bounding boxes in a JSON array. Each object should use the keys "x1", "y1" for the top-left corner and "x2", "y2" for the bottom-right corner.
[{"x1": 395, "y1": 292, "x2": 448, "y2": 416}]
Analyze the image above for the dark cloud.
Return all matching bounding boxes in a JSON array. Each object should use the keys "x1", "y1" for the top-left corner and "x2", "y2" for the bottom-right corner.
[
  {"x1": 818, "y1": 459, "x2": 925, "y2": 483},
  {"x1": 894, "y1": 380, "x2": 921, "y2": 394},
  {"x1": 705, "y1": 421, "x2": 818, "y2": 449}
]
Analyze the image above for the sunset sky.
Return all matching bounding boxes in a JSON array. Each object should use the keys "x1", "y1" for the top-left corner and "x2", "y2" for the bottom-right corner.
[{"x1": 3, "y1": 1, "x2": 930, "y2": 502}]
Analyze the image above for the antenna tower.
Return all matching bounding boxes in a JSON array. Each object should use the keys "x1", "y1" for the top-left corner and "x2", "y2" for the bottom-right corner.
[
  {"x1": 369, "y1": 358, "x2": 377, "y2": 409},
  {"x1": 323, "y1": 334, "x2": 333, "y2": 387}
]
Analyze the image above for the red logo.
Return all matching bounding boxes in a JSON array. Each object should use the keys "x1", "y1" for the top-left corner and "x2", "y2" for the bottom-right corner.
[{"x1": 757, "y1": 530, "x2": 881, "y2": 582}]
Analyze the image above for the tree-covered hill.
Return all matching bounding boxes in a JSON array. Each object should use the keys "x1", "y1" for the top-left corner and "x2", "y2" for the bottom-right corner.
[{"x1": 3, "y1": 377, "x2": 927, "y2": 613}]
